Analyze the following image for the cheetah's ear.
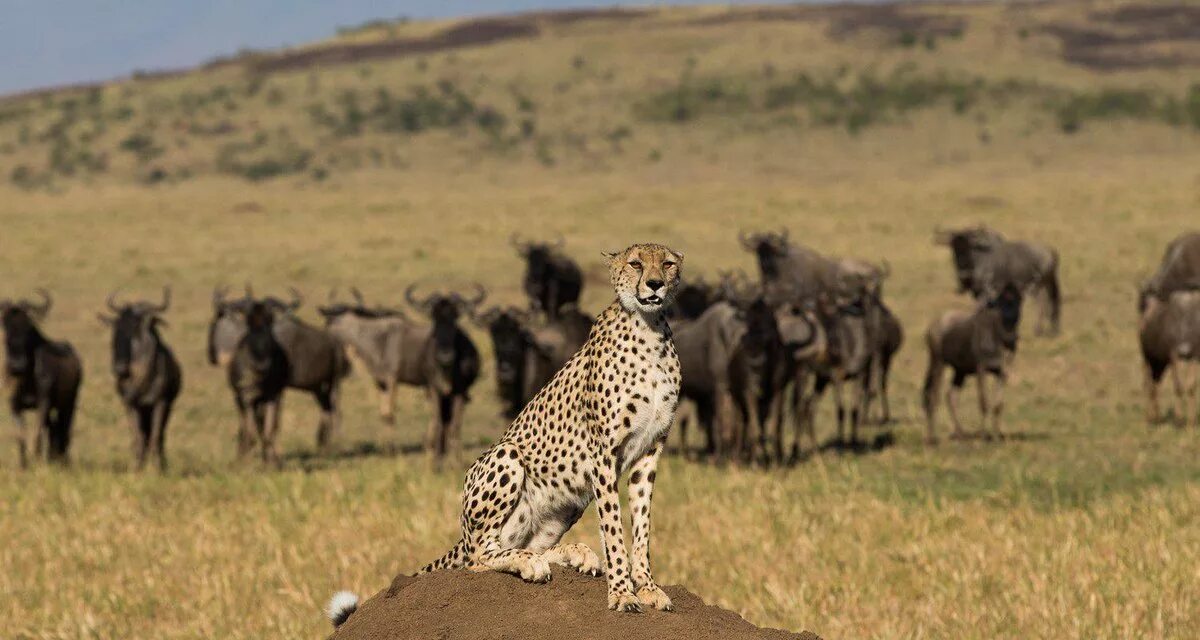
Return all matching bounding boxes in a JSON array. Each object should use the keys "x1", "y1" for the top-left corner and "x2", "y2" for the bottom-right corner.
[
  {"x1": 672, "y1": 250, "x2": 685, "y2": 264},
  {"x1": 601, "y1": 251, "x2": 620, "y2": 265}
]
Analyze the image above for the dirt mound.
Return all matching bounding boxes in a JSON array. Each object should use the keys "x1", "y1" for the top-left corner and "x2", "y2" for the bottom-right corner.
[{"x1": 329, "y1": 569, "x2": 820, "y2": 640}]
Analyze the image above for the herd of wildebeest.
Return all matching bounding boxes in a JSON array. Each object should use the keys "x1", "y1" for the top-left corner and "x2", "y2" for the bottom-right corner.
[{"x1": 3, "y1": 227, "x2": 1200, "y2": 471}]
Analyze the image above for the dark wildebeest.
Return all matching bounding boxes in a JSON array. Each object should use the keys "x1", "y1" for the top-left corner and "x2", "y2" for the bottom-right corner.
[
  {"x1": 865, "y1": 300, "x2": 904, "y2": 424},
  {"x1": 1, "y1": 291, "x2": 82, "y2": 467},
  {"x1": 474, "y1": 305, "x2": 592, "y2": 420},
  {"x1": 934, "y1": 225, "x2": 1060, "y2": 336},
  {"x1": 921, "y1": 282, "x2": 1024, "y2": 442},
  {"x1": 793, "y1": 287, "x2": 876, "y2": 450},
  {"x1": 669, "y1": 277, "x2": 717, "y2": 321},
  {"x1": 318, "y1": 286, "x2": 483, "y2": 465},
  {"x1": 1141, "y1": 231, "x2": 1200, "y2": 301},
  {"x1": 228, "y1": 301, "x2": 289, "y2": 466},
  {"x1": 208, "y1": 286, "x2": 349, "y2": 452},
  {"x1": 511, "y1": 233, "x2": 583, "y2": 321},
  {"x1": 739, "y1": 229, "x2": 844, "y2": 302},
  {"x1": 1138, "y1": 285, "x2": 1200, "y2": 428},
  {"x1": 99, "y1": 287, "x2": 182, "y2": 472},
  {"x1": 671, "y1": 300, "x2": 744, "y2": 460}
]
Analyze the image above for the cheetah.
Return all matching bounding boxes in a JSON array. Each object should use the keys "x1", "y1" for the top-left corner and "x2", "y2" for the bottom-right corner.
[{"x1": 421, "y1": 243, "x2": 684, "y2": 613}]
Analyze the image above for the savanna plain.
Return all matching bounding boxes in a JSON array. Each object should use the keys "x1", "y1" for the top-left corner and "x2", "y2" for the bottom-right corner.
[{"x1": 2, "y1": 2, "x2": 1200, "y2": 638}]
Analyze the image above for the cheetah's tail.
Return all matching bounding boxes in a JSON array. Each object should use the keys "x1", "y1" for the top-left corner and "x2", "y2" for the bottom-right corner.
[
  {"x1": 419, "y1": 537, "x2": 470, "y2": 574},
  {"x1": 325, "y1": 591, "x2": 359, "y2": 628}
]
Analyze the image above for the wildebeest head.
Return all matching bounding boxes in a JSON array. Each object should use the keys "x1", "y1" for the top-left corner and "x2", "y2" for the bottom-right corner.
[
  {"x1": 934, "y1": 226, "x2": 999, "y2": 293},
  {"x1": 0, "y1": 290, "x2": 51, "y2": 377},
  {"x1": 512, "y1": 233, "x2": 565, "y2": 309},
  {"x1": 208, "y1": 285, "x2": 302, "y2": 366},
  {"x1": 242, "y1": 301, "x2": 280, "y2": 374},
  {"x1": 407, "y1": 283, "x2": 486, "y2": 368},
  {"x1": 474, "y1": 306, "x2": 533, "y2": 388},
  {"x1": 984, "y1": 281, "x2": 1024, "y2": 348},
  {"x1": 670, "y1": 277, "x2": 716, "y2": 321},
  {"x1": 738, "y1": 228, "x2": 790, "y2": 279},
  {"x1": 99, "y1": 287, "x2": 170, "y2": 383},
  {"x1": 318, "y1": 287, "x2": 406, "y2": 329}
]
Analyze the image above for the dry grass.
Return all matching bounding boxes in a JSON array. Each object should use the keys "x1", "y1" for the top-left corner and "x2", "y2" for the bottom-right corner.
[{"x1": 3, "y1": 2, "x2": 1200, "y2": 638}]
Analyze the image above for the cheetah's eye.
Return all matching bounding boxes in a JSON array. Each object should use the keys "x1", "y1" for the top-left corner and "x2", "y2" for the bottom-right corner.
[
  {"x1": 663, "y1": 261, "x2": 676, "y2": 268},
  {"x1": 629, "y1": 261, "x2": 643, "y2": 270}
]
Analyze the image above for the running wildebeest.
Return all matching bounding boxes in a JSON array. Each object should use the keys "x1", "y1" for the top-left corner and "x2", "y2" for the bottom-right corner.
[
  {"x1": 474, "y1": 305, "x2": 592, "y2": 420},
  {"x1": 922, "y1": 282, "x2": 1024, "y2": 443},
  {"x1": 1, "y1": 291, "x2": 82, "y2": 467},
  {"x1": 228, "y1": 301, "x2": 289, "y2": 466},
  {"x1": 1141, "y1": 231, "x2": 1200, "y2": 301},
  {"x1": 99, "y1": 287, "x2": 182, "y2": 472},
  {"x1": 934, "y1": 225, "x2": 1060, "y2": 336},
  {"x1": 319, "y1": 285, "x2": 483, "y2": 465},
  {"x1": 1138, "y1": 284, "x2": 1200, "y2": 428},
  {"x1": 511, "y1": 233, "x2": 583, "y2": 321},
  {"x1": 208, "y1": 286, "x2": 348, "y2": 453}
]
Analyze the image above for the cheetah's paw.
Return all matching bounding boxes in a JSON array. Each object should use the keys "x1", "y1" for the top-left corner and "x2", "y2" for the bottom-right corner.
[
  {"x1": 555, "y1": 543, "x2": 602, "y2": 576},
  {"x1": 637, "y1": 584, "x2": 674, "y2": 611},
  {"x1": 518, "y1": 555, "x2": 552, "y2": 583},
  {"x1": 609, "y1": 590, "x2": 644, "y2": 613}
]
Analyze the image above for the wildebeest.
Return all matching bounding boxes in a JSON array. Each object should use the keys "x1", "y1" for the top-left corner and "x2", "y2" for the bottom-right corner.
[
  {"x1": 474, "y1": 305, "x2": 592, "y2": 420},
  {"x1": 319, "y1": 285, "x2": 483, "y2": 465},
  {"x1": 739, "y1": 229, "x2": 844, "y2": 301},
  {"x1": 1141, "y1": 231, "x2": 1200, "y2": 301},
  {"x1": 934, "y1": 225, "x2": 1060, "y2": 336},
  {"x1": 921, "y1": 282, "x2": 1024, "y2": 442},
  {"x1": 672, "y1": 300, "x2": 745, "y2": 460},
  {"x1": 208, "y1": 286, "x2": 349, "y2": 452},
  {"x1": 794, "y1": 288, "x2": 875, "y2": 450},
  {"x1": 865, "y1": 300, "x2": 904, "y2": 424},
  {"x1": 228, "y1": 301, "x2": 289, "y2": 466},
  {"x1": 669, "y1": 277, "x2": 717, "y2": 321},
  {"x1": 99, "y1": 287, "x2": 182, "y2": 472},
  {"x1": 1, "y1": 291, "x2": 82, "y2": 467},
  {"x1": 511, "y1": 233, "x2": 583, "y2": 320},
  {"x1": 1138, "y1": 285, "x2": 1200, "y2": 428}
]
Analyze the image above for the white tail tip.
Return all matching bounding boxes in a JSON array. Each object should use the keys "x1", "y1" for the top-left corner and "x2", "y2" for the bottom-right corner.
[{"x1": 326, "y1": 590, "x2": 360, "y2": 628}]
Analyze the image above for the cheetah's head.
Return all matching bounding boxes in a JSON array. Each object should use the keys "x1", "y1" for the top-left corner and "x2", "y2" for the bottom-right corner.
[{"x1": 603, "y1": 243, "x2": 684, "y2": 314}]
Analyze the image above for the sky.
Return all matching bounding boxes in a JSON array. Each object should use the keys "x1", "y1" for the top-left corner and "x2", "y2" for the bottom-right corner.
[{"x1": 0, "y1": 0, "x2": 818, "y2": 96}]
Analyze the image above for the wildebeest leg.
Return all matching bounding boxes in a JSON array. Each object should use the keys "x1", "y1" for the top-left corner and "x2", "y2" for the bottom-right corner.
[
  {"x1": 1044, "y1": 272, "x2": 1062, "y2": 336},
  {"x1": 37, "y1": 401, "x2": 53, "y2": 463},
  {"x1": 315, "y1": 389, "x2": 336, "y2": 455},
  {"x1": 673, "y1": 400, "x2": 691, "y2": 457},
  {"x1": 127, "y1": 407, "x2": 147, "y2": 470},
  {"x1": 695, "y1": 395, "x2": 715, "y2": 461},
  {"x1": 946, "y1": 373, "x2": 968, "y2": 439},
  {"x1": 713, "y1": 384, "x2": 735, "y2": 463},
  {"x1": 237, "y1": 399, "x2": 256, "y2": 463},
  {"x1": 740, "y1": 390, "x2": 761, "y2": 464},
  {"x1": 879, "y1": 357, "x2": 894, "y2": 424},
  {"x1": 12, "y1": 410, "x2": 31, "y2": 469},
  {"x1": 261, "y1": 399, "x2": 282, "y2": 468},
  {"x1": 1145, "y1": 365, "x2": 1162, "y2": 424},
  {"x1": 448, "y1": 394, "x2": 466, "y2": 467},
  {"x1": 1170, "y1": 361, "x2": 1187, "y2": 427},
  {"x1": 149, "y1": 402, "x2": 170, "y2": 473},
  {"x1": 849, "y1": 377, "x2": 866, "y2": 446},
  {"x1": 991, "y1": 373, "x2": 1007, "y2": 439},
  {"x1": 922, "y1": 359, "x2": 942, "y2": 445},
  {"x1": 768, "y1": 391, "x2": 785, "y2": 464},
  {"x1": 975, "y1": 371, "x2": 990, "y2": 439},
  {"x1": 379, "y1": 379, "x2": 396, "y2": 426},
  {"x1": 424, "y1": 388, "x2": 442, "y2": 468},
  {"x1": 831, "y1": 376, "x2": 846, "y2": 445}
]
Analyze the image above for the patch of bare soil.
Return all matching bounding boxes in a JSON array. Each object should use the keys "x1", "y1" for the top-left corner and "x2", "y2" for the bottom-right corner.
[
  {"x1": 329, "y1": 569, "x2": 820, "y2": 640},
  {"x1": 689, "y1": 4, "x2": 965, "y2": 41}
]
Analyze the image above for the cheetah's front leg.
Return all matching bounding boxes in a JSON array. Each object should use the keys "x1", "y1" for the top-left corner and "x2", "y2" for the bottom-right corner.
[
  {"x1": 627, "y1": 438, "x2": 673, "y2": 611},
  {"x1": 591, "y1": 450, "x2": 641, "y2": 613}
]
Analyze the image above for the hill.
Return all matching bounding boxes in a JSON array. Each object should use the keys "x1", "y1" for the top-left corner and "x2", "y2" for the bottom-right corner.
[{"x1": 3, "y1": 1, "x2": 1200, "y2": 188}]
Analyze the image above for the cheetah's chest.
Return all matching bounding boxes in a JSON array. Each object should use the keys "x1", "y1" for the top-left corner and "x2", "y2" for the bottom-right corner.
[{"x1": 615, "y1": 349, "x2": 680, "y2": 472}]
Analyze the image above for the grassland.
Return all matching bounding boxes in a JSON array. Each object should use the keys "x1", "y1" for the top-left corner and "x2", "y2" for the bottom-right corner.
[{"x1": 3, "y1": 2, "x2": 1200, "y2": 639}]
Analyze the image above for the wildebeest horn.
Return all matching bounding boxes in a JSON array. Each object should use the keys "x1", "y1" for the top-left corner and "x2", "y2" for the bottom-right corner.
[
  {"x1": 287, "y1": 287, "x2": 303, "y2": 311},
  {"x1": 737, "y1": 229, "x2": 756, "y2": 250},
  {"x1": 350, "y1": 287, "x2": 366, "y2": 307},
  {"x1": 28, "y1": 289, "x2": 52, "y2": 318},
  {"x1": 878, "y1": 260, "x2": 892, "y2": 280},
  {"x1": 405, "y1": 283, "x2": 434, "y2": 310},
  {"x1": 213, "y1": 285, "x2": 229, "y2": 310},
  {"x1": 465, "y1": 283, "x2": 487, "y2": 308},
  {"x1": 510, "y1": 232, "x2": 530, "y2": 253},
  {"x1": 152, "y1": 286, "x2": 171, "y2": 313},
  {"x1": 106, "y1": 289, "x2": 122, "y2": 312}
]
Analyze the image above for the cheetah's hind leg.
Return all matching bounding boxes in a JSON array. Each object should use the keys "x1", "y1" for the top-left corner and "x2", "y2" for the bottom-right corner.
[
  {"x1": 544, "y1": 542, "x2": 602, "y2": 576},
  {"x1": 463, "y1": 445, "x2": 552, "y2": 583}
]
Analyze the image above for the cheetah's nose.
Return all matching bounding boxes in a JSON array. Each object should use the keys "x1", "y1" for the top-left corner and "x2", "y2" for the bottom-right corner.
[{"x1": 646, "y1": 279, "x2": 664, "y2": 291}]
